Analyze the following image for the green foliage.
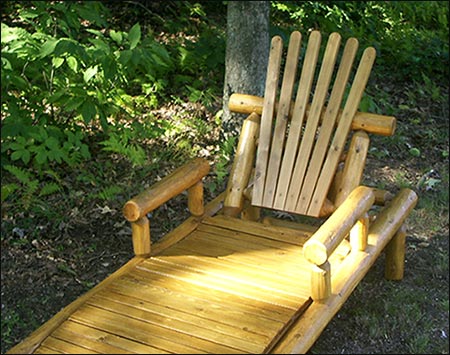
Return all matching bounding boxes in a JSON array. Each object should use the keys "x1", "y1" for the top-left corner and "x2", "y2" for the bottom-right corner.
[
  {"x1": 2, "y1": 165, "x2": 61, "y2": 210},
  {"x1": 271, "y1": 1, "x2": 449, "y2": 82},
  {"x1": 1, "y1": 1, "x2": 176, "y2": 173},
  {"x1": 99, "y1": 127, "x2": 147, "y2": 167}
]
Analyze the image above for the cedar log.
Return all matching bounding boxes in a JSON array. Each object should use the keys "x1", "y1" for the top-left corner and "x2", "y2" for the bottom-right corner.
[
  {"x1": 131, "y1": 216, "x2": 151, "y2": 256},
  {"x1": 228, "y1": 93, "x2": 396, "y2": 136},
  {"x1": 123, "y1": 158, "x2": 210, "y2": 222},
  {"x1": 384, "y1": 224, "x2": 407, "y2": 280},
  {"x1": 223, "y1": 112, "x2": 260, "y2": 216},
  {"x1": 349, "y1": 213, "x2": 369, "y2": 252},
  {"x1": 311, "y1": 261, "x2": 331, "y2": 301},
  {"x1": 188, "y1": 181, "x2": 205, "y2": 217}
]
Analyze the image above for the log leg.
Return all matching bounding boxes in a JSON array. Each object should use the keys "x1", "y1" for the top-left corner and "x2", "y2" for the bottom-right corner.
[{"x1": 384, "y1": 224, "x2": 407, "y2": 280}]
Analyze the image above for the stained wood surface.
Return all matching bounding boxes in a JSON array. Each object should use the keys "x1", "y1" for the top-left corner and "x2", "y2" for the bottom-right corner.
[
  {"x1": 228, "y1": 93, "x2": 397, "y2": 136},
  {"x1": 253, "y1": 35, "x2": 283, "y2": 206},
  {"x1": 250, "y1": 30, "x2": 377, "y2": 218},
  {"x1": 31, "y1": 215, "x2": 355, "y2": 354}
]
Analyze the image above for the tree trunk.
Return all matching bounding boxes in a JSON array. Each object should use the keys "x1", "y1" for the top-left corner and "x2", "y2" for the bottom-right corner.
[{"x1": 222, "y1": 1, "x2": 270, "y2": 137}]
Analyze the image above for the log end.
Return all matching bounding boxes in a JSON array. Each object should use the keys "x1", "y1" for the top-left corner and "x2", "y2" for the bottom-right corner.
[
  {"x1": 303, "y1": 239, "x2": 328, "y2": 266},
  {"x1": 123, "y1": 200, "x2": 141, "y2": 222}
]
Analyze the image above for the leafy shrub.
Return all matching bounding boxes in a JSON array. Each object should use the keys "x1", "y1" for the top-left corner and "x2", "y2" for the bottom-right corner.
[
  {"x1": 1, "y1": 1, "x2": 177, "y2": 173},
  {"x1": 271, "y1": 1, "x2": 449, "y2": 82}
]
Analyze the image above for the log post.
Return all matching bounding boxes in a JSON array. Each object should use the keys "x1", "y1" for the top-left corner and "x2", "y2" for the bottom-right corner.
[
  {"x1": 349, "y1": 212, "x2": 369, "y2": 252},
  {"x1": 385, "y1": 224, "x2": 407, "y2": 280},
  {"x1": 188, "y1": 181, "x2": 204, "y2": 217},
  {"x1": 223, "y1": 112, "x2": 260, "y2": 217},
  {"x1": 123, "y1": 158, "x2": 210, "y2": 222},
  {"x1": 310, "y1": 261, "x2": 331, "y2": 301},
  {"x1": 131, "y1": 216, "x2": 151, "y2": 257}
]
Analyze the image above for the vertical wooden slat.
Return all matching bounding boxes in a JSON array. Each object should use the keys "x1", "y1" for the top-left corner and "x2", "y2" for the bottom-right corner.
[
  {"x1": 307, "y1": 47, "x2": 377, "y2": 216},
  {"x1": 334, "y1": 130, "x2": 370, "y2": 207},
  {"x1": 285, "y1": 32, "x2": 342, "y2": 212},
  {"x1": 295, "y1": 38, "x2": 359, "y2": 214},
  {"x1": 263, "y1": 31, "x2": 302, "y2": 207},
  {"x1": 274, "y1": 30, "x2": 322, "y2": 210},
  {"x1": 252, "y1": 36, "x2": 283, "y2": 206}
]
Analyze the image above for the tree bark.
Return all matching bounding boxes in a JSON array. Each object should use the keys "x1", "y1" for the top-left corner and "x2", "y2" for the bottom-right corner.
[{"x1": 222, "y1": 1, "x2": 270, "y2": 137}]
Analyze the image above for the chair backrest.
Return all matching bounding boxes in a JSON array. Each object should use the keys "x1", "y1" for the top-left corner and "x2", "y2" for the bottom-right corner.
[{"x1": 252, "y1": 30, "x2": 376, "y2": 217}]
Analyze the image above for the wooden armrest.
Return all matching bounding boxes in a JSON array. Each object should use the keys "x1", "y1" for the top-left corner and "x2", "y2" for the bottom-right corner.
[
  {"x1": 123, "y1": 158, "x2": 210, "y2": 222},
  {"x1": 303, "y1": 186, "x2": 375, "y2": 265},
  {"x1": 228, "y1": 93, "x2": 396, "y2": 136}
]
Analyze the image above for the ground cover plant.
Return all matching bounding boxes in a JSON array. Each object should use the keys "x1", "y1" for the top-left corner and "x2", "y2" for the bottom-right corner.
[{"x1": 1, "y1": 1, "x2": 448, "y2": 353}]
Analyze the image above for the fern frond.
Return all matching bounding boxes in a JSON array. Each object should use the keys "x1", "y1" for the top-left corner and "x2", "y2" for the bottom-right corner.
[
  {"x1": 39, "y1": 182, "x2": 61, "y2": 197},
  {"x1": 3, "y1": 165, "x2": 31, "y2": 184}
]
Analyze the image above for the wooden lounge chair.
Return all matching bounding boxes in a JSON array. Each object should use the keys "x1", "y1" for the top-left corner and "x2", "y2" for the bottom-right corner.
[{"x1": 7, "y1": 30, "x2": 418, "y2": 354}]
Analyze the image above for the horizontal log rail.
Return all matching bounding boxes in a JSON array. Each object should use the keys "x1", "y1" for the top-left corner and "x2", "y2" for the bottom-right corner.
[
  {"x1": 303, "y1": 186, "x2": 375, "y2": 265},
  {"x1": 228, "y1": 93, "x2": 396, "y2": 136},
  {"x1": 123, "y1": 158, "x2": 210, "y2": 222}
]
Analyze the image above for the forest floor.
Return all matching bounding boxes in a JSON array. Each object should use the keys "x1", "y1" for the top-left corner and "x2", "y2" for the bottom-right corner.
[{"x1": 2, "y1": 81, "x2": 449, "y2": 354}]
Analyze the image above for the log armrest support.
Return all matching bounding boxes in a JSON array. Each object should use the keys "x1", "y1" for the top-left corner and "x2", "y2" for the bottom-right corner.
[
  {"x1": 303, "y1": 186, "x2": 375, "y2": 265},
  {"x1": 123, "y1": 158, "x2": 210, "y2": 222},
  {"x1": 122, "y1": 158, "x2": 210, "y2": 256},
  {"x1": 303, "y1": 186, "x2": 375, "y2": 300}
]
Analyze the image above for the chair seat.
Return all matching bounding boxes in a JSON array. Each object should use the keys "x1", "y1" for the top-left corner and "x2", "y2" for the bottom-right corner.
[{"x1": 31, "y1": 215, "x2": 352, "y2": 354}]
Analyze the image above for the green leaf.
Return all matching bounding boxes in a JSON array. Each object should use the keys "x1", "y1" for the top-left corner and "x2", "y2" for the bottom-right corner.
[
  {"x1": 40, "y1": 38, "x2": 59, "y2": 58},
  {"x1": 101, "y1": 56, "x2": 117, "y2": 81},
  {"x1": 39, "y1": 182, "x2": 61, "y2": 196},
  {"x1": 35, "y1": 148, "x2": 48, "y2": 165},
  {"x1": 52, "y1": 57, "x2": 64, "y2": 68},
  {"x1": 128, "y1": 23, "x2": 141, "y2": 50},
  {"x1": 119, "y1": 50, "x2": 132, "y2": 65},
  {"x1": 2, "y1": 57, "x2": 12, "y2": 70},
  {"x1": 110, "y1": 30, "x2": 123, "y2": 44},
  {"x1": 4, "y1": 165, "x2": 31, "y2": 184},
  {"x1": 409, "y1": 147, "x2": 421, "y2": 157},
  {"x1": 65, "y1": 96, "x2": 85, "y2": 111},
  {"x1": 81, "y1": 100, "x2": 97, "y2": 124},
  {"x1": 83, "y1": 65, "x2": 98, "y2": 83},
  {"x1": 1, "y1": 183, "x2": 19, "y2": 202},
  {"x1": 45, "y1": 137, "x2": 60, "y2": 150},
  {"x1": 66, "y1": 56, "x2": 78, "y2": 72},
  {"x1": 88, "y1": 38, "x2": 110, "y2": 54},
  {"x1": 85, "y1": 29, "x2": 104, "y2": 37},
  {"x1": 11, "y1": 150, "x2": 31, "y2": 164}
]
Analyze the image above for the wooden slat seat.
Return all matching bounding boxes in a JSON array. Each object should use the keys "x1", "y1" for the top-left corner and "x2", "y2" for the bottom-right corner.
[{"x1": 30, "y1": 215, "x2": 339, "y2": 354}]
